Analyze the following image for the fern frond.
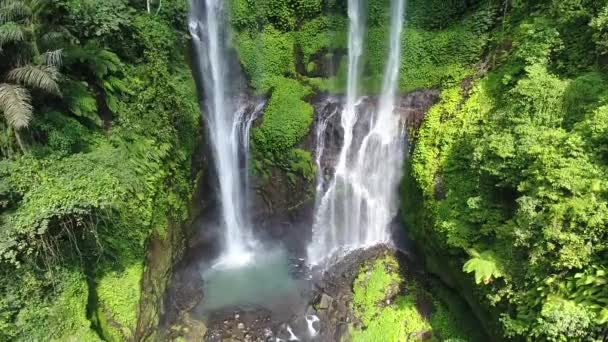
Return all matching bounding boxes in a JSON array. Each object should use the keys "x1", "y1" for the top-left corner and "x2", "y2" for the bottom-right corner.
[
  {"x1": 0, "y1": 22, "x2": 23, "y2": 48},
  {"x1": 64, "y1": 42, "x2": 122, "y2": 79},
  {"x1": 0, "y1": 83, "x2": 32, "y2": 129},
  {"x1": 102, "y1": 76, "x2": 127, "y2": 93},
  {"x1": 40, "y1": 48, "x2": 62, "y2": 66},
  {"x1": 463, "y1": 249, "x2": 504, "y2": 285},
  {"x1": 63, "y1": 80, "x2": 99, "y2": 123},
  {"x1": 69, "y1": 88, "x2": 97, "y2": 116},
  {"x1": 7, "y1": 64, "x2": 61, "y2": 95},
  {"x1": 94, "y1": 50, "x2": 121, "y2": 78},
  {"x1": 0, "y1": 1, "x2": 31, "y2": 24}
]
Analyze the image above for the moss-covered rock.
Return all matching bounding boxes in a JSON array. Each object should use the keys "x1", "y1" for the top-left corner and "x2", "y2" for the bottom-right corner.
[
  {"x1": 350, "y1": 254, "x2": 484, "y2": 342},
  {"x1": 95, "y1": 264, "x2": 142, "y2": 341}
]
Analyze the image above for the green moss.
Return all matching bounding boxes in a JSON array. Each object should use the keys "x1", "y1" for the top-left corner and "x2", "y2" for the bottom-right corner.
[
  {"x1": 351, "y1": 293, "x2": 432, "y2": 342},
  {"x1": 96, "y1": 263, "x2": 143, "y2": 341},
  {"x1": 398, "y1": 27, "x2": 481, "y2": 92},
  {"x1": 297, "y1": 15, "x2": 347, "y2": 62},
  {"x1": 352, "y1": 256, "x2": 402, "y2": 322},
  {"x1": 0, "y1": 268, "x2": 101, "y2": 341},
  {"x1": 236, "y1": 26, "x2": 296, "y2": 92},
  {"x1": 252, "y1": 77, "x2": 313, "y2": 169},
  {"x1": 48, "y1": 273, "x2": 101, "y2": 342},
  {"x1": 229, "y1": 0, "x2": 323, "y2": 32},
  {"x1": 288, "y1": 149, "x2": 315, "y2": 182}
]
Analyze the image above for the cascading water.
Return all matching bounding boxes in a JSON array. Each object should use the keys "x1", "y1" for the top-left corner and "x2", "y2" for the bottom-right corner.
[
  {"x1": 188, "y1": 0, "x2": 259, "y2": 267},
  {"x1": 308, "y1": 0, "x2": 407, "y2": 265}
]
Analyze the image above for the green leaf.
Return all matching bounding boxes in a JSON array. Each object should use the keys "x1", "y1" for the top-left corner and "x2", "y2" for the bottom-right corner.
[{"x1": 463, "y1": 249, "x2": 504, "y2": 285}]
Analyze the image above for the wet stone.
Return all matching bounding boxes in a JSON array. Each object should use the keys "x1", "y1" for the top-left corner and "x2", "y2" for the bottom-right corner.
[{"x1": 317, "y1": 293, "x2": 333, "y2": 310}]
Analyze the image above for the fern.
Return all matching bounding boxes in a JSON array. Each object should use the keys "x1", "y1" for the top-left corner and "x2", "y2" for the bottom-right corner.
[
  {"x1": 94, "y1": 50, "x2": 121, "y2": 79},
  {"x1": 463, "y1": 249, "x2": 504, "y2": 285},
  {"x1": 65, "y1": 42, "x2": 122, "y2": 80},
  {"x1": 63, "y1": 81, "x2": 99, "y2": 125},
  {"x1": 39, "y1": 29, "x2": 72, "y2": 48},
  {"x1": 40, "y1": 49, "x2": 63, "y2": 67},
  {"x1": 102, "y1": 76, "x2": 127, "y2": 93}
]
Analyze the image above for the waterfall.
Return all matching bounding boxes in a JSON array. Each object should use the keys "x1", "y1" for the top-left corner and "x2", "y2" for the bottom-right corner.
[
  {"x1": 308, "y1": 0, "x2": 407, "y2": 265},
  {"x1": 188, "y1": 0, "x2": 261, "y2": 267}
]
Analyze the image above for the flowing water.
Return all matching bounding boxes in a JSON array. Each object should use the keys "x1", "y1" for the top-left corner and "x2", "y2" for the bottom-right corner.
[
  {"x1": 308, "y1": 0, "x2": 407, "y2": 265},
  {"x1": 189, "y1": 0, "x2": 258, "y2": 268}
]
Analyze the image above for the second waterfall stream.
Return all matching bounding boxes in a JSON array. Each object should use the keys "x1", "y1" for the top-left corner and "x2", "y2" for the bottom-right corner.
[{"x1": 308, "y1": 0, "x2": 407, "y2": 265}]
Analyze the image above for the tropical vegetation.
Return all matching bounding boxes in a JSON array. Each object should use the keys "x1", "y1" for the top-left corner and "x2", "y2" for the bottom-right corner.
[{"x1": 2, "y1": 0, "x2": 608, "y2": 341}]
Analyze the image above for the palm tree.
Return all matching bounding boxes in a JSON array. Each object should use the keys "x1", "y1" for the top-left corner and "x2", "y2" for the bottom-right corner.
[{"x1": 0, "y1": 0, "x2": 62, "y2": 152}]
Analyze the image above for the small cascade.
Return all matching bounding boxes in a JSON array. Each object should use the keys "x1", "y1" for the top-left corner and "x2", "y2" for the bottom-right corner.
[
  {"x1": 286, "y1": 325, "x2": 300, "y2": 341},
  {"x1": 188, "y1": 0, "x2": 260, "y2": 267},
  {"x1": 305, "y1": 314, "x2": 320, "y2": 338},
  {"x1": 308, "y1": 0, "x2": 407, "y2": 265}
]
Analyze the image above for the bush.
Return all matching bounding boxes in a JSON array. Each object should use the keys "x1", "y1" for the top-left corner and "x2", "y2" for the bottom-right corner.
[{"x1": 252, "y1": 77, "x2": 313, "y2": 168}]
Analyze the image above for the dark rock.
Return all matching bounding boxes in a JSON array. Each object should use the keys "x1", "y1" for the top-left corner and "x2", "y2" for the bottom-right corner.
[
  {"x1": 317, "y1": 293, "x2": 334, "y2": 310},
  {"x1": 397, "y1": 89, "x2": 441, "y2": 132},
  {"x1": 434, "y1": 174, "x2": 446, "y2": 200},
  {"x1": 409, "y1": 330, "x2": 433, "y2": 341}
]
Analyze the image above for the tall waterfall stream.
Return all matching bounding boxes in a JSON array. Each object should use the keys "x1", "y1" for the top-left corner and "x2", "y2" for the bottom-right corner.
[{"x1": 189, "y1": 0, "x2": 258, "y2": 267}]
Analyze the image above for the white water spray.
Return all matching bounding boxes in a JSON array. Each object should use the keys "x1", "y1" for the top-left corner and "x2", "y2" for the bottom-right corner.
[
  {"x1": 189, "y1": 0, "x2": 261, "y2": 267},
  {"x1": 305, "y1": 314, "x2": 320, "y2": 338},
  {"x1": 286, "y1": 325, "x2": 299, "y2": 341},
  {"x1": 308, "y1": 0, "x2": 407, "y2": 265}
]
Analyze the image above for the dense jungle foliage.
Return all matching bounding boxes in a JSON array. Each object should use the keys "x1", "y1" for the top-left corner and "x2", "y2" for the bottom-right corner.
[
  {"x1": 401, "y1": 0, "x2": 608, "y2": 341},
  {"x1": 0, "y1": 0, "x2": 199, "y2": 340}
]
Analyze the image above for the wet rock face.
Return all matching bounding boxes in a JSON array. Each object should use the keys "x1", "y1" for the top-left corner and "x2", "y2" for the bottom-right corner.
[
  {"x1": 311, "y1": 90, "x2": 440, "y2": 196},
  {"x1": 396, "y1": 89, "x2": 441, "y2": 131},
  {"x1": 239, "y1": 90, "x2": 440, "y2": 257}
]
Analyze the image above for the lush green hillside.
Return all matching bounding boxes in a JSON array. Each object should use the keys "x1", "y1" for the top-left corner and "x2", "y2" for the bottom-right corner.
[
  {"x1": 0, "y1": 0, "x2": 199, "y2": 340},
  {"x1": 403, "y1": 1, "x2": 608, "y2": 340}
]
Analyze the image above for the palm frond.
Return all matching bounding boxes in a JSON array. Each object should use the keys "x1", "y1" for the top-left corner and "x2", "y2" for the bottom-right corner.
[
  {"x1": 28, "y1": 0, "x2": 49, "y2": 19},
  {"x1": 0, "y1": 83, "x2": 32, "y2": 129},
  {"x1": 40, "y1": 29, "x2": 72, "y2": 47},
  {"x1": 40, "y1": 48, "x2": 62, "y2": 66},
  {"x1": 0, "y1": 22, "x2": 24, "y2": 48},
  {"x1": 7, "y1": 64, "x2": 61, "y2": 95},
  {"x1": 0, "y1": 1, "x2": 31, "y2": 25}
]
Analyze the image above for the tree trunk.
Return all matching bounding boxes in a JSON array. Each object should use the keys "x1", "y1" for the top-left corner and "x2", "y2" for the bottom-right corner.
[{"x1": 14, "y1": 129, "x2": 26, "y2": 153}]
